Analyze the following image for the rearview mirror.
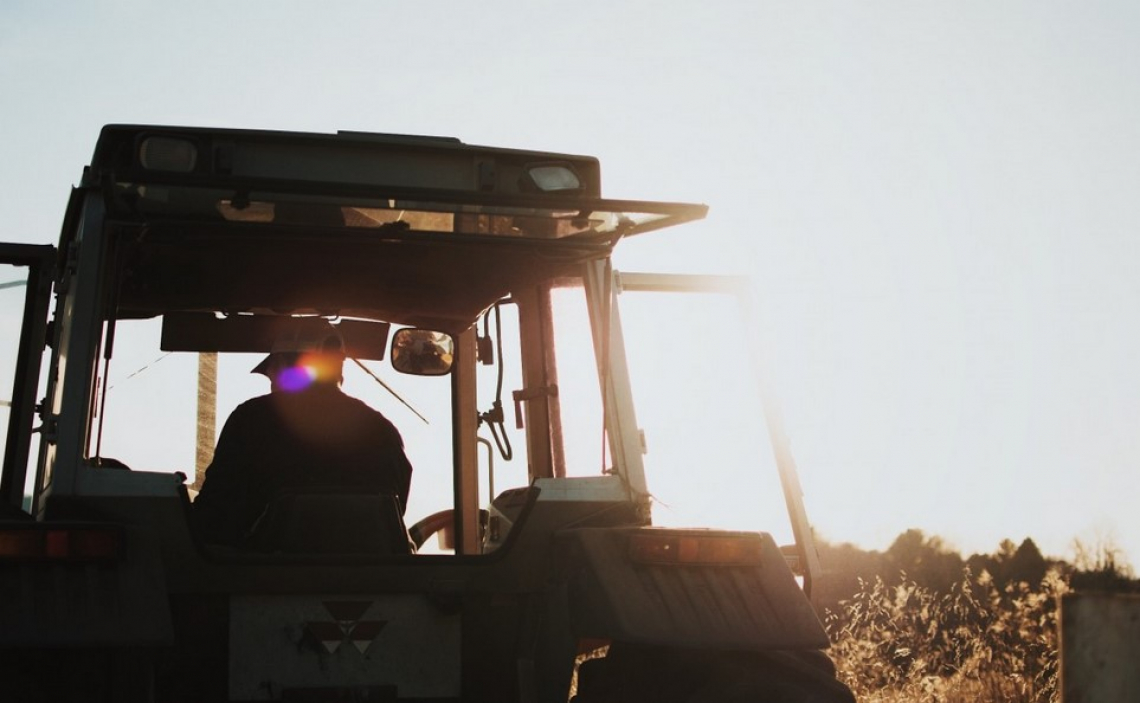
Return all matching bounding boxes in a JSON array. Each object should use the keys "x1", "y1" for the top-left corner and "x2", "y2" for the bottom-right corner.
[{"x1": 390, "y1": 328, "x2": 455, "y2": 376}]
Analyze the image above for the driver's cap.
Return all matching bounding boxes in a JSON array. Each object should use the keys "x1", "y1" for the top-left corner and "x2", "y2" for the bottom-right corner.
[{"x1": 251, "y1": 321, "x2": 346, "y2": 376}]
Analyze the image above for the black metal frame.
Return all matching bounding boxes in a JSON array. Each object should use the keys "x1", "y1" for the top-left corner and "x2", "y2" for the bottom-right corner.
[{"x1": 0, "y1": 243, "x2": 56, "y2": 512}]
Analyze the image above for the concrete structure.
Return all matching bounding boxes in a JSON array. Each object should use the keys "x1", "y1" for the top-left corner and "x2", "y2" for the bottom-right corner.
[{"x1": 1061, "y1": 592, "x2": 1140, "y2": 702}]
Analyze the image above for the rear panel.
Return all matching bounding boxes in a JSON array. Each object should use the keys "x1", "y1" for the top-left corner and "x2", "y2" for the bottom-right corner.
[{"x1": 559, "y1": 527, "x2": 829, "y2": 650}]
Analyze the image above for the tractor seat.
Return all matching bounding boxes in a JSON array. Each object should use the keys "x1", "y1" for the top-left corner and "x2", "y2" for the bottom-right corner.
[{"x1": 242, "y1": 488, "x2": 413, "y2": 555}]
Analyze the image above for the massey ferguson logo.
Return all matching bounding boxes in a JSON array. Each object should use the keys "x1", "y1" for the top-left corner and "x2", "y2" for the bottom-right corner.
[{"x1": 304, "y1": 600, "x2": 387, "y2": 654}]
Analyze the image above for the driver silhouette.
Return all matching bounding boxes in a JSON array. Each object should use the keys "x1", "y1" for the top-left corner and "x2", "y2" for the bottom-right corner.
[{"x1": 192, "y1": 322, "x2": 413, "y2": 547}]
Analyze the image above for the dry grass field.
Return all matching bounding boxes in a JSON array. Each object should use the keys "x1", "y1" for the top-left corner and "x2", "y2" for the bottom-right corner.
[{"x1": 825, "y1": 569, "x2": 1066, "y2": 703}]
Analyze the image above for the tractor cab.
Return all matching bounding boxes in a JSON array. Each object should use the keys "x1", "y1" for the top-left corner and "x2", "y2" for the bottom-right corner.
[{"x1": 7, "y1": 126, "x2": 703, "y2": 548}]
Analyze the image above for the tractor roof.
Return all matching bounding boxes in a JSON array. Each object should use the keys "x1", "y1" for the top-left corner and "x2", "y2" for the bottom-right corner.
[{"x1": 85, "y1": 125, "x2": 707, "y2": 332}]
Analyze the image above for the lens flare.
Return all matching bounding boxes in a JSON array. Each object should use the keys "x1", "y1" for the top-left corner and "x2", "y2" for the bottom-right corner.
[
  {"x1": 274, "y1": 352, "x2": 341, "y2": 392},
  {"x1": 276, "y1": 365, "x2": 317, "y2": 392}
]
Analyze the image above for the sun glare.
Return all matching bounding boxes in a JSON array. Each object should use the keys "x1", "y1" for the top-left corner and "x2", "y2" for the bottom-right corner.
[{"x1": 276, "y1": 365, "x2": 318, "y2": 393}]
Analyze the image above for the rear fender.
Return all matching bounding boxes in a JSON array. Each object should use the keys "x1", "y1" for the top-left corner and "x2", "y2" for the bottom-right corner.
[{"x1": 557, "y1": 527, "x2": 829, "y2": 650}]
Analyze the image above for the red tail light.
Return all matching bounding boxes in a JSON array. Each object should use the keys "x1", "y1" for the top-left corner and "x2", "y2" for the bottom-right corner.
[
  {"x1": 628, "y1": 533, "x2": 761, "y2": 566},
  {"x1": 0, "y1": 525, "x2": 123, "y2": 561}
]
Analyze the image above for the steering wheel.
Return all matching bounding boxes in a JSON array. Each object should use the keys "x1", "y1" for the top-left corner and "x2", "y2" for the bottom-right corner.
[
  {"x1": 407, "y1": 509, "x2": 491, "y2": 551},
  {"x1": 408, "y1": 509, "x2": 455, "y2": 550}
]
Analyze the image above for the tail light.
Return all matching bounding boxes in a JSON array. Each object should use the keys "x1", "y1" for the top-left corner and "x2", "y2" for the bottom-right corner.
[
  {"x1": 0, "y1": 525, "x2": 123, "y2": 562},
  {"x1": 627, "y1": 532, "x2": 762, "y2": 566}
]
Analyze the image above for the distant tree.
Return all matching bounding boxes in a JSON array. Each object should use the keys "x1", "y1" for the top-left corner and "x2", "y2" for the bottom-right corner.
[
  {"x1": 1007, "y1": 538, "x2": 1048, "y2": 585},
  {"x1": 969, "y1": 537, "x2": 1049, "y2": 588},
  {"x1": 815, "y1": 538, "x2": 885, "y2": 616},
  {"x1": 883, "y1": 529, "x2": 964, "y2": 593},
  {"x1": 965, "y1": 551, "x2": 991, "y2": 579},
  {"x1": 1069, "y1": 537, "x2": 1139, "y2": 593}
]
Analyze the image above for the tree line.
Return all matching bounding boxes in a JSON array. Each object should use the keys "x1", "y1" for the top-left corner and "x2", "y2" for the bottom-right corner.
[{"x1": 813, "y1": 528, "x2": 1138, "y2": 615}]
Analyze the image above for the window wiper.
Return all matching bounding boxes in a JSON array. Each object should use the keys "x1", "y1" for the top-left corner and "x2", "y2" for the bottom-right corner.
[{"x1": 352, "y1": 358, "x2": 429, "y2": 425}]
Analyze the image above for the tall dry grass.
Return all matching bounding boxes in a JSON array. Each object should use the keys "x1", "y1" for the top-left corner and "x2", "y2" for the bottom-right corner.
[{"x1": 825, "y1": 569, "x2": 1068, "y2": 703}]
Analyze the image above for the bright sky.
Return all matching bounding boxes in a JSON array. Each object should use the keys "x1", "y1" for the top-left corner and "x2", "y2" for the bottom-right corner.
[{"x1": 2, "y1": 1, "x2": 1138, "y2": 566}]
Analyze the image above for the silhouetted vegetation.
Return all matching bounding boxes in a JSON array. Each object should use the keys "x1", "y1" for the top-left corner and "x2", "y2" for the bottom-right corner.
[{"x1": 818, "y1": 531, "x2": 1138, "y2": 703}]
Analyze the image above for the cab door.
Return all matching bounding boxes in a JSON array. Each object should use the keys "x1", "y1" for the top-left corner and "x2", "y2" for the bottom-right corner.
[
  {"x1": 0, "y1": 244, "x2": 56, "y2": 515},
  {"x1": 610, "y1": 270, "x2": 823, "y2": 600}
]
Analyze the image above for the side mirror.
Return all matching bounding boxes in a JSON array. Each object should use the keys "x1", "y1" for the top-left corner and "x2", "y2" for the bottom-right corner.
[{"x1": 390, "y1": 328, "x2": 455, "y2": 376}]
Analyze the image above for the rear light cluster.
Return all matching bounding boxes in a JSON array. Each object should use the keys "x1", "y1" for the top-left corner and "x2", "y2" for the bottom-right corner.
[
  {"x1": 0, "y1": 526, "x2": 123, "y2": 561},
  {"x1": 627, "y1": 533, "x2": 762, "y2": 566}
]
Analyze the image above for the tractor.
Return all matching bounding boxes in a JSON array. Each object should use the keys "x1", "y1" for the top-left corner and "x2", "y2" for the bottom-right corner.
[{"x1": 0, "y1": 125, "x2": 854, "y2": 702}]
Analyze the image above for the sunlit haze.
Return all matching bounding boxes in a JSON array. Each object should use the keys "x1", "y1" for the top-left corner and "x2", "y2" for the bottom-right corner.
[{"x1": 2, "y1": 1, "x2": 1138, "y2": 566}]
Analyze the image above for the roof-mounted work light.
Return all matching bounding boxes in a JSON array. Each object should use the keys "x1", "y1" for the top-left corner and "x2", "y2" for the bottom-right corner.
[
  {"x1": 139, "y1": 136, "x2": 198, "y2": 172},
  {"x1": 520, "y1": 162, "x2": 582, "y2": 193}
]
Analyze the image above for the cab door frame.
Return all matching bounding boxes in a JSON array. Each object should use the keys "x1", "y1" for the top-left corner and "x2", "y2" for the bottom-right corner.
[
  {"x1": 0, "y1": 243, "x2": 56, "y2": 514},
  {"x1": 611, "y1": 270, "x2": 824, "y2": 603}
]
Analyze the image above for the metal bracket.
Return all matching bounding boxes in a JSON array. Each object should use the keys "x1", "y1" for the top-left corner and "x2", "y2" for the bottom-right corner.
[{"x1": 511, "y1": 385, "x2": 558, "y2": 429}]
